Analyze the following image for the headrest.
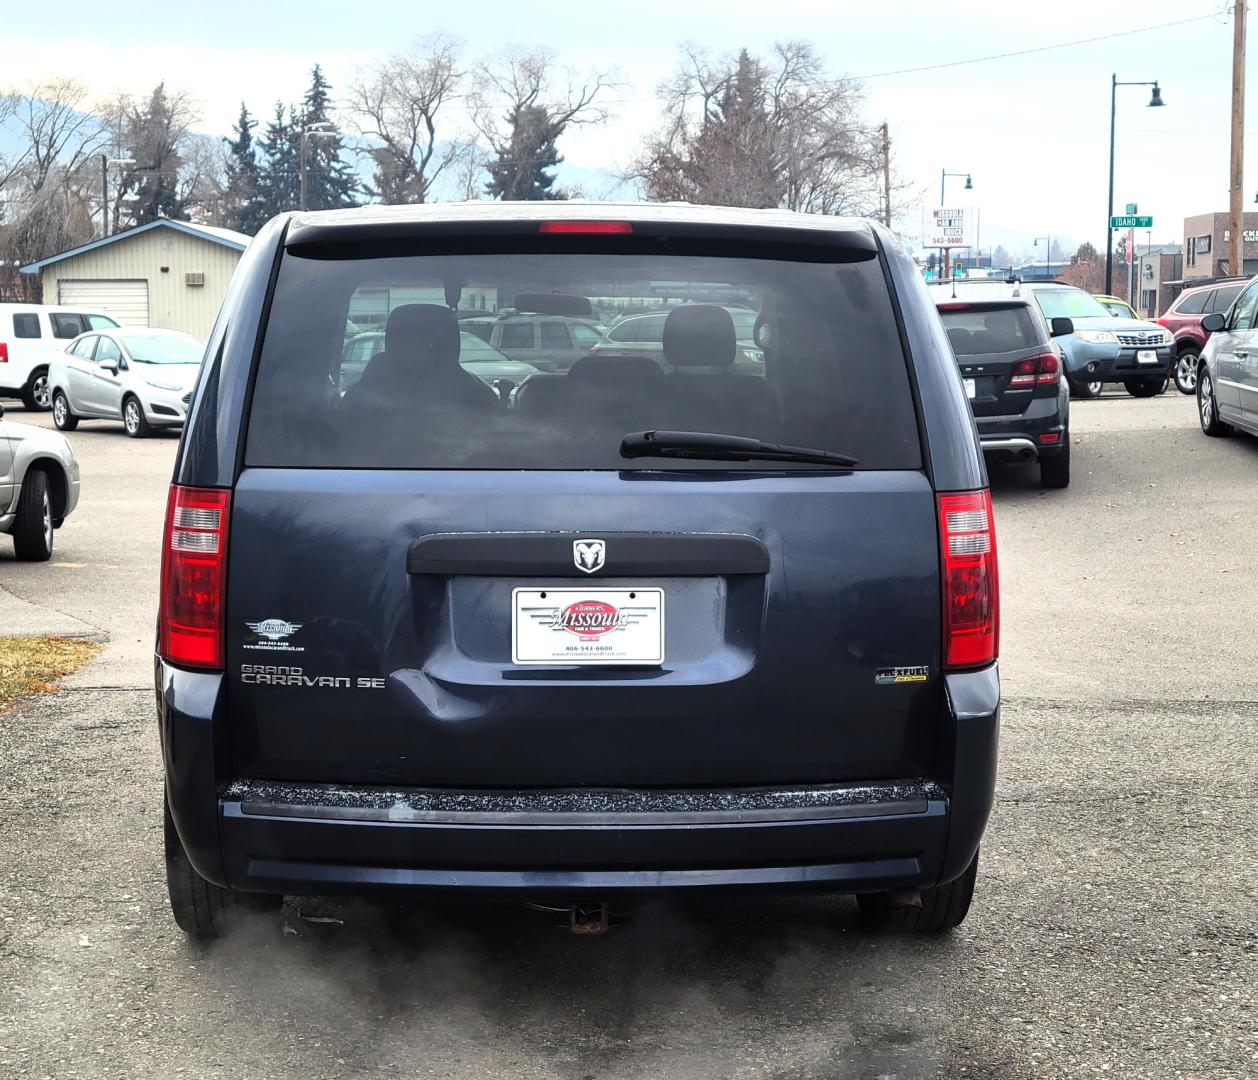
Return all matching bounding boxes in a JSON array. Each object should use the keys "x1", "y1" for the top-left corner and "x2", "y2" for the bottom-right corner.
[
  {"x1": 385, "y1": 304, "x2": 460, "y2": 365},
  {"x1": 663, "y1": 305, "x2": 736, "y2": 369},
  {"x1": 568, "y1": 355, "x2": 665, "y2": 380}
]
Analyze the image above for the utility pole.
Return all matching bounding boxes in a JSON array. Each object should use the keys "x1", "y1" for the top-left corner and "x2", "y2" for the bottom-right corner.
[
  {"x1": 1229, "y1": 1, "x2": 1247, "y2": 278},
  {"x1": 880, "y1": 122, "x2": 892, "y2": 228}
]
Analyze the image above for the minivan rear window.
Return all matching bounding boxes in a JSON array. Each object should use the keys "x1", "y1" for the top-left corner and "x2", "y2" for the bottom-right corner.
[
  {"x1": 938, "y1": 304, "x2": 1042, "y2": 355},
  {"x1": 244, "y1": 248, "x2": 921, "y2": 471}
]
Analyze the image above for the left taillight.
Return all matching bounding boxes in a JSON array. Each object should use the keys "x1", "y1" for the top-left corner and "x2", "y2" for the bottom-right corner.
[
  {"x1": 939, "y1": 490, "x2": 999, "y2": 671},
  {"x1": 159, "y1": 485, "x2": 230, "y2": 670},
  {"x1": 1008, "y1": 353, "x2": 1059, "y2": 388}
]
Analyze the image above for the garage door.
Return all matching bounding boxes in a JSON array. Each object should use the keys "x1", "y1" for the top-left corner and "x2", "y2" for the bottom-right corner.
[{"x1": 57, "y1": 279, "x2": 150, "y2": 327}]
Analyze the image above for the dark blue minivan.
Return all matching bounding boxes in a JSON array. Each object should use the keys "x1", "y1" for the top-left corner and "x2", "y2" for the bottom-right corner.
[{"x1": 157, "y1": 204, "x2": 1000, "y2": 938}]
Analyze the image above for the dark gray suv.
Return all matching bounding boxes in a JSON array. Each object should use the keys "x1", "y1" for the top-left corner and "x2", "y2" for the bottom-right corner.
[{"x1": 157, "y1": 204, "x2": 1000, "y2": 939}]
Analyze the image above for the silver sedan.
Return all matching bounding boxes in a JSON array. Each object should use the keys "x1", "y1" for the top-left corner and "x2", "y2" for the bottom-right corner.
[{"x1": 0, "y1": 403, "x2": 80, "y2": 561}]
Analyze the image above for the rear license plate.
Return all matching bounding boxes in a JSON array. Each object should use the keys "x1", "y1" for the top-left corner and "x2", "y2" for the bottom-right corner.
[
  {"x1": 1137, "y1": 349, "x2": 1158, "y2": 364},
  {"x1": 512, "y1": 588, "x2": 665, "y2": 665},
  {"x1": 964, "y1": 378, "x2": 977, "y2": 399}
]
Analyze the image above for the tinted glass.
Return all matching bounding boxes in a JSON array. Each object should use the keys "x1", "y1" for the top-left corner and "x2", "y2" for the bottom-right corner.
[
  {"x1": 1175, "y1": 289, "x2": 1210, "y2": 315},
  {"x1": 245, "y1": 248, "x2": 921, "y2": 471},
  {"x1": 939, "y1": 305, "x2": 1043, "y2": 355},
  {"x1": 499, "y1": 322, "x2": 534, "y2": 350},
  {"x1": 1210, "y1": 284, "x2": 1244, "y2": 313},
  {"x1": 50, "y1": 313, "x2": 85, "y2": 339},
  {"x1": 1032, "y1": 289, "x2": 1110, "y2": 320},
  {"x1": 539, "y1": 322, "x2": 571, "y2": 349},
  {"x1": 12, "y1": 313, "x2": 40, "y2": 338},
  {"x1": 461, "y1": 321, "x2": 493, "y2": 342},
  {"x1": 122, "y1": 332, "x2": 204, "y2": 364}
]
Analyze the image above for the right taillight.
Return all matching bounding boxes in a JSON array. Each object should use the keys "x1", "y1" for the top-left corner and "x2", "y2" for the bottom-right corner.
[
  {"x1": 939, "y1": 490, "x2": 999, "y2": 670},
  {"x1": 1009, "y1": 353, "x2": 1059, "y2": 388},
  {"x1": 0, "y1": 342, "x2": 8, "y2": 363},
  {"x1": 159, "y1": 485, "x2": 230, "y2": 670}
]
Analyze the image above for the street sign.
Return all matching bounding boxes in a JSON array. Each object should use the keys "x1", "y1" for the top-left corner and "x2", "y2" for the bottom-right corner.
[
  {"x1": 1111, "y1": 215, "x2": 1152, "y2": 229},
  {"x1": 1125, "y1": 202, "x2": 1138, "y2": 214},
  {"x1": 923, "y1": 206, "x2": 976, "y2": 248}
]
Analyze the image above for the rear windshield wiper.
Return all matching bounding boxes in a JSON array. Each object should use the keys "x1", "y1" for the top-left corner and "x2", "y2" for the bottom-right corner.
[{"x1": 620, "y1": 430, "x2": 857, "y2": 468}]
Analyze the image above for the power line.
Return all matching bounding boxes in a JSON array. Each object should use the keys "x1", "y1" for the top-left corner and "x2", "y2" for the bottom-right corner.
[{"x1": 850, "y1": 9, "x2": 1228, "y2": 80}]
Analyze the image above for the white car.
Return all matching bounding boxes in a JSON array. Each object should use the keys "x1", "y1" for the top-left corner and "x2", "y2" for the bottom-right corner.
[
  {"x1": 0, "y1": 402, "x2": 81, "y2": 560},
  {"x1": 1, "y1": 303, "x2": 120, "y2": 411},
  {"x1": 50, "y1": 328, "x2": 205, "y2": 438}
]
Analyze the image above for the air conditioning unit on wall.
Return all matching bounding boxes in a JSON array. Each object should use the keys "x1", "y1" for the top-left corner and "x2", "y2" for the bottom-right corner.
[{"x1": 184, "y1": 272, "x2": 205, "y2": 287}]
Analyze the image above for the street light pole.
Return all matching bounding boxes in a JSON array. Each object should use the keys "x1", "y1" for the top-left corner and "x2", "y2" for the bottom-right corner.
[
  {"x1": 1106, "y1": 75, "x2": 1165, "y2": 295},
  {"x1": 938, "y1": 169, "x2": 973, "y2": 279}
]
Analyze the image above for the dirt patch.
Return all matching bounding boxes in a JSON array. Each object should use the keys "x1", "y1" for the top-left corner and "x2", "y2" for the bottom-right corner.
[{"x1": 0, "y1": 635, "x2": 100, "y2": 711}]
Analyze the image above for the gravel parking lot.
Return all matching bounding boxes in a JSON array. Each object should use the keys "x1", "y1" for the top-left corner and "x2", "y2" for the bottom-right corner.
[{"x1": 1, "y1": 393, "x2": 1254, "y2": 1079}]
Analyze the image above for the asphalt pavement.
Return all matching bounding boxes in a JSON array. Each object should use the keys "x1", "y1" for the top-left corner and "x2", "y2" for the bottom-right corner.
[{"x1": 0, "y1": 392, "x2": 1254, "y2": 1079}]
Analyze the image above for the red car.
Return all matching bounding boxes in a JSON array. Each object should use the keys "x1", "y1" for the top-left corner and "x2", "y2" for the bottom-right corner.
[{"x1": 1159, "y1": 279, "x2": 1246, "y2": 394}]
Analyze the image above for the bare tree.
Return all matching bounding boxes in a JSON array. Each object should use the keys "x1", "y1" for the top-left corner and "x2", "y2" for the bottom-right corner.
[
  {"x1": 633, "y1": 42, "x2": 889, "y2": 217},
  {"x1": 348, "y1": 34, "x2": 467, "y2": 203},
  {"x1": 472, "y1": 48, "x2": 613, "y2": 200}
]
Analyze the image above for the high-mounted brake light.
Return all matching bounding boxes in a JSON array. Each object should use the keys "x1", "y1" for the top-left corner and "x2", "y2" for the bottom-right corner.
[
  {"x1": 939, "y1": 490, "x2": 999, "y2": 670},
  {"x1": 538, "y1": 220, "x2": 633, "y2": 234},
  {"x1": 937, "y1": 303, "x2": 971, "y2": 312},
  {"x1": 159, "y1": 485, "x2": 230, "y2": 670}
]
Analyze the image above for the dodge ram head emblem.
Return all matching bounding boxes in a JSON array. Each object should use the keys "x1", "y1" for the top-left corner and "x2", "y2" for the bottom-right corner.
[{"x1": 573, "y1": 538, "x2": 606, "y2": 574}]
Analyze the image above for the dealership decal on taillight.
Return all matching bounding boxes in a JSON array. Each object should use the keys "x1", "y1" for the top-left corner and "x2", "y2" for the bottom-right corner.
[
  {"x1": 938, "y1": 489, "x2": 999, "y2": 670},
  {"x1": 159, "y1": 485, "x2": 230, "y2": 670}
]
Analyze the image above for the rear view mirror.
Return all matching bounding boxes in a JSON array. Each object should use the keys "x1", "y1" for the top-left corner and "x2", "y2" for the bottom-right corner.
[
  {"x1": 99, "y1": 359, "x2": 119, "y2": 374},
  {"x1": 1201, "y1": 312, "x2": 1226, "y2": 333},
  {"x1": 1049, "y1": 317, "x2": 1074, "y2": 337}
]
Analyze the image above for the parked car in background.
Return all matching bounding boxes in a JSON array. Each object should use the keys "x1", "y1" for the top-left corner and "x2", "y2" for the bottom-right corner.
[
  {"x1": 158, "y1": 203, "x2": 999, "y2": 941},
  {"x1": 590, "y1": 306, "x2": 763, "y2": 373},
  {"x1": 0, "y1": 402, "x2": 80, "y2": 560},
  {"x1": 936, "y1": 297, "x2": 1071, "y2": 488},
  {"x1": 1197, "y1": 275, "x2": 1258, "y2": 439},
  {"x1": 1096, "y1": 295, "x2": 1138, "y2": 320},
  {"x1": 341, "y1": 328, "x2": 541, "y2": 396},
  {"x1": 0, "y1": 303, "x2": 119, "y2": 412},
  {"x1": 930, "y1": 280, "x2": 1173, "y2": 398},
  {"x1": 460, "y1": 309, "x2": 603, "y2": 372},
  {"x1": 1158, "y1": 279, "x2": 1246, "y2": 395},
  {"x1": 50, "y1": 328, "x2": 205, "y2": 438}
]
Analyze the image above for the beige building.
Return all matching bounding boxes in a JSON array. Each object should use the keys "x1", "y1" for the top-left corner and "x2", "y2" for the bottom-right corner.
[
  {"x1": 21, "y1": 218, "x2": 249, "y2": 340},
  {"x1": 1181, "y1": 211, "x2": 1258, "y2": 281}
]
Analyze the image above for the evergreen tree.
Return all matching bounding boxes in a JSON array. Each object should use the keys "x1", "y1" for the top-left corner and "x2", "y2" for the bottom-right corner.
[
  {"x1": 484, "y1": 104, "x2": 564, "y2": 201},
  {"x1": 257, "y1": 102, "x2": 300, "y2": 217},
  {"x1": 125, "y1": 83, "x2": 191, "y2": 224},
  {"x1": 222, "y1": 103, "x2": 267, "y2": 234},
  {"x1": 296, "y1": 64, "x2": 360, "y2": 210}
]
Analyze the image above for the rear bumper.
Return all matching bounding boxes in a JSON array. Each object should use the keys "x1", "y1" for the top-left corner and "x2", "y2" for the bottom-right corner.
[
  {"x1": 156, "y1": 660, "x2": 999, "y2": 898},
  {"x1": 976, "y1": 393, "x2": 1067, "y2": 460}
]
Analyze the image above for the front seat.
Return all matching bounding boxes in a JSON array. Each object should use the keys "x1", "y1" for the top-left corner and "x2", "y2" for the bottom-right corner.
[
  {"x1": 341, "y1": 304, "x2": 499, "y2": 418},
  {"x1": 661, "y1": 305, "x2": 779, "y2": 436}
]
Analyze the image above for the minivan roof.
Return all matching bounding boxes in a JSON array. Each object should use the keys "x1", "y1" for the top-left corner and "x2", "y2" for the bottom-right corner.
[{"x1": 284, "y1": 201, "x2": 879, "y2": 252}]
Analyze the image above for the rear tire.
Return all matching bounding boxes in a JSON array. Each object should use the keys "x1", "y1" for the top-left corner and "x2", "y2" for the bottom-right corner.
[
  {"x1": 12, "y1": 469, "x2": 53, "y2": 561},
  {"x1": 123, "y1": 395, "x2": 150, "y2": 438},
  {"x1": 164, "y1": 800, "x2": 281, "y2": 939},
  {"x1": 20, "y1": 367, "x2": 50, "y2": 411},
  {"x1": 857, "y1": 851, "x2": 979, "y2": 934},
  {"x1": 1198, "y1": 367, "x2": 1232, "y2": 437},
  {"x1": 1174, "y1": 348, "x2": 1200, "y2": 394},
  {"x1": 52, "y1": 390, "x2": 78, "y2": 431},
  {"x1": 1124, "y1": 378, "x2": 1164, "y2": 398},
  {"x1": 1039, "y1": 434, "x2": 1071, "y2": 489}
]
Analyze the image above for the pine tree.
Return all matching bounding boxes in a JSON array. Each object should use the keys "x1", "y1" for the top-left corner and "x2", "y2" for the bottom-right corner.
[
  {"x1": 126, "y1": 83, "x2": 190, "y2": 224},
  {"x1": 222, "y1": 103, "x2": 267, "y2": 234},
  {"x1": 296, "y1": 64, "x2": 360, "y2": 211},
  {"x1": 257, "y1": 102, "x2": 300, "y2": 217},
  {"x1": 484, "y1": 104, "x2": 563, "y2": 201}
]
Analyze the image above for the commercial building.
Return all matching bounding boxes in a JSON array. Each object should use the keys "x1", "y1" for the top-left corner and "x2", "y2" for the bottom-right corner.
[
  {"x1": 1181, "y1": 212, "x2": 1258, "y2": 281},
  {"x1": 1131, "y1": 244, "x2": 1182, "y2": 318},
  {"x1": 21, "y1": 218, "x2": 249, "y2": 339}
]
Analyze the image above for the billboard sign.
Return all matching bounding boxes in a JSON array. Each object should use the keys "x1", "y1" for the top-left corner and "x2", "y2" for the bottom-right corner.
[{"x1": 924, "y1": 206, "x2": 976, "y2": 248}]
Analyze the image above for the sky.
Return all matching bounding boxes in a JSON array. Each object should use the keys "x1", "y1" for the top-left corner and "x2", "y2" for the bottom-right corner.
[{"x1": 2, "y1": 0, "x2": 1248, "y2": 258}]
